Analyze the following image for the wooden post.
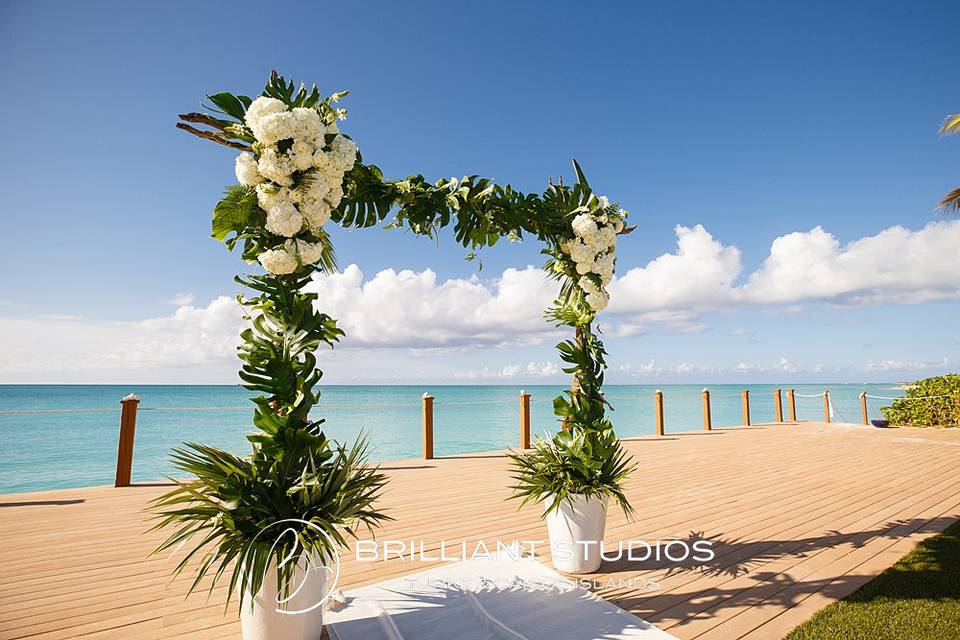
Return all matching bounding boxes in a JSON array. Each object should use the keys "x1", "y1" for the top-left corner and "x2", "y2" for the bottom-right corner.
[
  {"x1": 520, "y1": 390, "x2": 531, "y2": 449},
  {"x1": 774, "y1": 388, "x2": 783, "y2": 423},
  {"x1": 702, "y1": 388, "x2": 712, "y2": 431},
  {"x1": 823, "y1": 391, "x2": 831, "y2": 424},
  {"x1": 787, "y1": 388, "x2": 797, "y2": 422},
  {"x1": 115, "y1": 394, "x2": 139, "y2": 487},
  {"x1": 422, "y1": 393, "x2": 434, "y2": 460},
  {"x1": 654, "y1": 390, "x2": 664, "y2": 436},
  {"x1": 741, "y1": 390, "x2": 751, "y2": 426},
  {"x1": 860, "y1": 392, "x2": 868, "y2": 425}
]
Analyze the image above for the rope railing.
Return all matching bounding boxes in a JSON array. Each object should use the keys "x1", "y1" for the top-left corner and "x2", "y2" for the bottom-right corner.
[
  {"x1": 864, "y1": 393, "x2": 952, "y2": 401},
  {"x1": 0, "y1": 408, "x2": 122, "y2": 415},
  {"x1": 42, "y1": 386, "x2": 913, "y2": 487}
]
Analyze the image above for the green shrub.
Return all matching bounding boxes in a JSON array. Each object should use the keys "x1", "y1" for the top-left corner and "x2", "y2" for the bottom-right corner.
[{"x1": 880, "y1": 374, "x2": 960, "y2": 427}]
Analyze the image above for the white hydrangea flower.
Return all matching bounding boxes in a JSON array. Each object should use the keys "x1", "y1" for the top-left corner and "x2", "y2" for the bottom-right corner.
[
  {"x1": 257, "y1": 148, "x2": 295, "y2": 186},
  {"x1": 289, "y1": 140, "x2": 315, "y2": 171},
  {"x1": 256, "y1": 184, "x2": 289, "y2": 211},
  {"x1": 568, "y1": 240, "x2": 595, "y2": 265},
  {"x1": 578, "y1": 276, "x2": 599, "y2": 295},
  {"x1": 571, "y1": 213, "x2": 598, "y2": 241},
  {"x1": 258, "y1": 246, "x2": 298, "y2": 275},
  {"x1": 234, "y1": 153, "x2": 263, "y2": 186},
  {"x1": 291, "y1": 107, "x2": 325, "y2": 142},
  {"x1": 594, "y1": 253, "x2": 615, "y2": 285},
  {"x1": 325, "y1": 184, "x2": 344, "y2": 208},
  {"x1": 254, "y1": 111, "x2": 300, "y2": 146},
  {"x1": 586, "y1": 290, "x2": 609, "y2": 312},
  {"x1": 319, "y1": 166, "x2": 346, "y2": 192},
  {"x1": 575, "y1": 260, "x2": 594, "y2": 275},
  {"x1": 301, "y1": 200, "x2": 332, "y2": 228},
  {"x1": 594, "y1": 251, "x2": 615, "y2": 271},
  {"x1": 296, "y1": 239, "x2": 325, "y2": 266},
  {"x1": 595, "y1": 226, "x2": 617, "y2": 251},
  {"x1": 265, "y1": 201, "x2": 303, "y2": 237},
  {"x1": 330, "y1": 135, "x2": 357, "y2": 169},
  {"x1": 244, "y1": 97, "x2": 286, "y2": 140},
  {"x1": 313, "y1": 148, "x2": 334, "y2": 170}
]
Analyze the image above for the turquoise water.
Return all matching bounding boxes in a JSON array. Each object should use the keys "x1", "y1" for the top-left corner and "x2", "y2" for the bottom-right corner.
[{"x1": 0, "y1": 384, "x2": 903, "y2": 494}]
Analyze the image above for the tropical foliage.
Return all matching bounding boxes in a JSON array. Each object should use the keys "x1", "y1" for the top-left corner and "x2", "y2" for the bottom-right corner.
[
  {"x1": 157, "y1": 70, "x2": 635, "y2": 608},
  {"x1": 881, "y1": 374, "x2": 960, "y2": 427},
  {"x1": 509, "y1": 428, "x2": 635, "y2": 517},
  {"x1": 508, "y1": 175, "x2": 636, "y2": 518},
  {"x1": 938, "y1": 114, "x2": 960, "y2": 213}
]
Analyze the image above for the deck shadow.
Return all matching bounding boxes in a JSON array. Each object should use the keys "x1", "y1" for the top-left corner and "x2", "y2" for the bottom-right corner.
[
  {"x1": 596, "y1": 516, "x2": 959, "y2": 628},
  {"x1": 0, "y1": 499, "x2": 85, "y2": 507}
]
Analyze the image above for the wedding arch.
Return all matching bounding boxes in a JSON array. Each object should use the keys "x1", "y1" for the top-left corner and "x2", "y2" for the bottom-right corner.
[{"x1": 154, "y1": 71, "x2": 635, "y2": 610}]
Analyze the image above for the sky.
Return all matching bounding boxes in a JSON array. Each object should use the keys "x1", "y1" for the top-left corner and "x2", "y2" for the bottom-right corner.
[{"x1": 1, "y1": 0, "x2": 958, "y2": 385}]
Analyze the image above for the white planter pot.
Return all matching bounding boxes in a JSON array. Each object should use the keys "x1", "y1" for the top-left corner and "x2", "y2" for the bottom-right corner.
[
  {"x1": 238, "y1": 555, "x2": 328, "y2": 640},
  {"x1": 544, "y1": 493, "x2": 609, "y2": 574}
]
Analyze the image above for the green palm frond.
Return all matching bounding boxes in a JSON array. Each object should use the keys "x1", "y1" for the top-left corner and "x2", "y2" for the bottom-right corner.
[
  {"x1": 507, "y1": 428, "x2": 636, "y2": 518},
  {"x1": 940, "y1": 114, "x2": 960, "y2": 136},
  {"x1": 152, "y1": 434, "x2": 390, "y2": 610},
  {"x1": 937, "y1": 187, "x2": 960, "y2": 214}
]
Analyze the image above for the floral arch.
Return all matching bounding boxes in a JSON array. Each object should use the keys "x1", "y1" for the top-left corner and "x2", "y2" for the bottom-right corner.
[{"x1": 155, "y1": 71, "x2": 635, "y2": 605}]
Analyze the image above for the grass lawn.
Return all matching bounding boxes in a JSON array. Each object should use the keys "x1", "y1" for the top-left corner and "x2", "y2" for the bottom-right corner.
[{"x1": 786, "y1": 519, "x2": 960, "y2": 640}]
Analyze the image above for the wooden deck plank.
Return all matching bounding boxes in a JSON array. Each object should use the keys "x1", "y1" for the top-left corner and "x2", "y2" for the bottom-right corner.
[{"x1": 1, "y1": 422, "x2": 958, "y2": 639}]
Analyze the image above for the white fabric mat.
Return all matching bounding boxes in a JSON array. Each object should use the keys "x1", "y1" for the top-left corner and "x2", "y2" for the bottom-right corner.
[{"x1": 326, "y1": 556, "x2": 677, "y2": 640}]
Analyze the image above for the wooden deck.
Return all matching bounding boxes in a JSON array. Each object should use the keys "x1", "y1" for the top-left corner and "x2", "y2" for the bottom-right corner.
[{"x1": 2, "y1": 421, "x2": 960, "y2": 640}]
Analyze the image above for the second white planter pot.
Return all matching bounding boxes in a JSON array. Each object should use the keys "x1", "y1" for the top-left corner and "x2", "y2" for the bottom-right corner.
[
  {"x1": 544, "y1": 493, "x2": 609, "y2": 574},
  {"x1": 238, "y1": 556, "x2": 328, "y2": 640}
]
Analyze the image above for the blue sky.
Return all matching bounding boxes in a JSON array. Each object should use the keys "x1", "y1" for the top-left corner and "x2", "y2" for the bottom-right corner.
[{"x1": 1, "y1": 0, "x2": 958, "y2": 384}]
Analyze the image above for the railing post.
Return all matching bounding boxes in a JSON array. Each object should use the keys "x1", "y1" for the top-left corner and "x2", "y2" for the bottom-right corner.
[
  {"x1": 823, "y1": 390, "x2": 831, "y2": 424},
  {"x1": 520, "y1": 390, "x2": 531, "y2": 449},
  {"x1": 702, "y1": 388, "x2": 712, "y2": 431},
  {"x1": 774, "y1": 388, "x2": 783, "y2": 423},
  {"x1": 115, "y1": 393, "x2": 139, "y2": 487},
  {"x1": 860, "y1": 392, "x2": 868, "y2": 426},
  {"x1": 422, "y1": 392, "x2": 434, "y2": 460},
  {"x1": 654, "y1": 389, "x2": 664, "y2": 436},
  {"x1": 741, "y1": 389, "x2": 751, "y2": 426},
  {"x1": 787, "y1": 388, "x2": 797, "y2": 422}
]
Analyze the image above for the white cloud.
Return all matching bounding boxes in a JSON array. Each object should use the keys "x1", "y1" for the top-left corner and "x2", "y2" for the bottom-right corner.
[
  {"x1": 167, "y1": 292, "x2": 196, "y2": 306},
  {"x1": 304, "y1": 264, "x2": 559, "y2": 348},
  {"x1": 609, "y1": 220, "x2": 960, "y2": 319},
  {"x1": 501, "y1": 361, "x2": 561, "y2": 377},
  {"x1": 773, "y1": 357, "x2": 801, "y2": 373},
  {"x1": 0, "y1": 297, "x2": 244, "y2": 379},
  {"x1": 3, "y1": 220, "x2": 958, "y2": 382},
  {"x1": 609, "y1": 224, "x2": 742, "y2": 315},
  {"x1": 862, "y1": 357, "x2": 950, "y2": 372},
  {"x1": 743, "y1": 223, "x2": 960, "y2": 305},
  {"x1": 451, "y1": 361, "x2": 563, "y2": 380}
]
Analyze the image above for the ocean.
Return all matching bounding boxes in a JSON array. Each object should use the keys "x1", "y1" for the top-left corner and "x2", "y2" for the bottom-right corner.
[{"x1": 0, "y1": 384, "x2": 903, "y2": 494}]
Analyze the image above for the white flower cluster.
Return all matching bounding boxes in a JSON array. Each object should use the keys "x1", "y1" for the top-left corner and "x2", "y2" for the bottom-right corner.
[
  {"x1": 257, "y1": 239, "x2": 326, "y2": 276},
  {"x1": 559, "y1": 201, "x2": 626, "y2": 313},
  {"x1": 235, "y1": 96, "x2": 358, "y2": 275}
]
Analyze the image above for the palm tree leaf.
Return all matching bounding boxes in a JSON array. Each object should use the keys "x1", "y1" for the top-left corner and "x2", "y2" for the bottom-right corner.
[
  {"x1": 940, "y1": 114, "x2": 960, "y2": 136},
  {"x1": 937, "y1": 187, "x2": 960, "y2": 214}
]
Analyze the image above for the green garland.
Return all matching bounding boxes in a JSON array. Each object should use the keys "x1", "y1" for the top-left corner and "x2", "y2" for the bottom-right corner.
[{"x1": 153, "y1": 71, "x2": 635, "y2": 607}]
